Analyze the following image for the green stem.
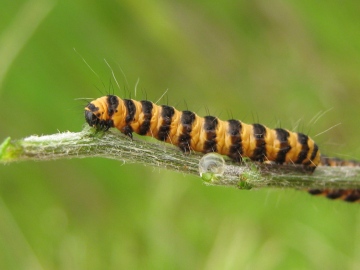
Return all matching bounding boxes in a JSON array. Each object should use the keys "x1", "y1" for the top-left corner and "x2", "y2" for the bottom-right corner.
[{"x1": 1, "y1": 127, "x2": 360, "y2": 190}]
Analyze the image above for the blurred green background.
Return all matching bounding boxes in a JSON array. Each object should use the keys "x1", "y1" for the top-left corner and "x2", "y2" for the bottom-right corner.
[{"x1": 1, "y1": 0, "x2": 360, "y2": 269}]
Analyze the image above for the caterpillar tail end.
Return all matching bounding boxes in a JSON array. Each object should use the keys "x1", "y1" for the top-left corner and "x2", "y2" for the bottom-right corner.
[
  {"x1": 308, "y1": 189, "x2": 360, "y2": 203},
  {"x1": 308, "y1": 156, "x2": 360, "y2": 203}
]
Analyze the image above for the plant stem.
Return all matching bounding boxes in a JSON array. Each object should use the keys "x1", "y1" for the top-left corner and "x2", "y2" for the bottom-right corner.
[{"x1": 1, "y1": 127, "x2": 360, "y2": 190}]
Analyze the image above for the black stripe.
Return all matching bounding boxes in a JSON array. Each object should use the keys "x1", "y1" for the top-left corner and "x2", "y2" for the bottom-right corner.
[
  {"x1": 308, "y1": 189, "x2": 323, "y2": 195},
  {"x1": 138, "y1": 100, "x2": 153, "y2": 135},
  {"x1": 345, "y1": 190, "x2": 360, "y2": 202},
  {"x1": 326, "y1": 190, "x2": 344, "y2": 200},
  {"x1": 227, "y1": 120, "x2": 242, "y2": 161},
  {"x1": 252, "y1": 124, "x2": 266, "y2": 162},
  {"x1": 310, "y1": 144, "x2": 319, "y2": 163},
  {"x1": 178, "y1": 111, "x2": 196, "y2": 152},
  {"x1": 274, "y1": 128, "x2": 291, "y2": 164},
  {"x1": 121, "y1": 99, "x2": 136, "y2": 138},
  {"x1": 295, "y1": 133, "x2": 309, "y2": 164},
  {"x1": 181, "y1": 110, "x2": 196, "y2": 126},
  {"x1": 203, "y1": 116, "x2": 218, "y2": 153},
  {"x1": 123, "y1": 99, "x2": 136, "y2": 123},
  {"x1": 157, "y1": 105, "x2": 175, "y2": 141},
  {"x1": 106, "y1": 95, "x2": 119, "y2": 117}
]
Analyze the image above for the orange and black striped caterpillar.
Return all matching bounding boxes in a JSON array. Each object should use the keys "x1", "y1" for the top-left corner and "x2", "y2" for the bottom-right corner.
[{"x1": 85, "y1": 95, "x2": 360, "y2": 202}]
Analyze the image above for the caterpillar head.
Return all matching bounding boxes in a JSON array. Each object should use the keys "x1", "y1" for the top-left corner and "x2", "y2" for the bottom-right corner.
[{"x1": 85, "y1": 95, "x2": 118, "y2": 131}]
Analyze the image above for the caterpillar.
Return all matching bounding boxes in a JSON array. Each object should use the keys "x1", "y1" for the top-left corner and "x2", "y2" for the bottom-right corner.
[{"x1": 85, "y1": 95, "x2": 360, "y2": 202}]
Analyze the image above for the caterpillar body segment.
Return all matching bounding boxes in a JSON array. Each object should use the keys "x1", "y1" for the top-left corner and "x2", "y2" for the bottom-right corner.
[{"x1": 85, "y1": 95, "x2": 321, "y2": 170}]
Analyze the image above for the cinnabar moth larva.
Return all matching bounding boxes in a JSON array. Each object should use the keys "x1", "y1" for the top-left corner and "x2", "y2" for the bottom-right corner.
[{"x1": 85, "y1": 95, "x2": 360, "y2": 202}]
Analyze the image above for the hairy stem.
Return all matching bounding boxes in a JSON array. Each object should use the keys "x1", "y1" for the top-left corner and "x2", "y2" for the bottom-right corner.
[{"x1": 1, "y1": 127, "x2": 360, "y2": 190}]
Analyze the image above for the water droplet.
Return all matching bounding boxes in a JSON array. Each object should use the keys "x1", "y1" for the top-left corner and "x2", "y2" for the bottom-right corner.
[{"x1": 199, "y1": 153, "x2": 225, "y2": 182}]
